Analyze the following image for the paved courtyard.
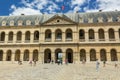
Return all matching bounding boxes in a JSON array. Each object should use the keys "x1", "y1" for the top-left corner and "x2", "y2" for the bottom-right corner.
[{"x1": 0, "y1": 62, "x2": 119, "y2": 80}]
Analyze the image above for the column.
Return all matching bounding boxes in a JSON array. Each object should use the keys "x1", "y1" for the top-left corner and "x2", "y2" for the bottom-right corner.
[
  {"x1": 106, "y1": 52, "x2": 111, "y2": 62},
  {"x1": 12, "y1": 51, "x2": 15, "y2": 63},
  {"x1": 62, "y1": 52, "x2": 65, "y2": 64},
  {"x1": 22, "y1": 33, "x2": 25, "y2": 43},
  {"x1": 5, "y1": 34, "x2": 8, "y2": 43},
  {"x1": 62, "y1": 32, "x2": 65, "y2": 42},
  {"x1": 96, "y1": 52, "x2": 100, "y2": 60},
  {"x1": 38, "y1": 52, "x2": 42, "y2": 63},
  {"x1": 20, "y1": 52, "x2": 24, "y2": 61},
  {"x1": 30, "y1": 33, "x2": 34, "y2": 43},
  {"x1": 86, "y1": 52, "x2": 90, "y2": 62},
  {"x1": 105, "y1": 31, "x2": 109, "y2": 42},
  {"x1": 95, "y1": 32, "x2": 99, "y2": 42},
  {"x1": 115, "y1": 31, "x2": 119, "y2": 42},
  {"x1": 3, "y1": 51, "x2": 7, "y2": 61},
  {"x1": 29, "y1": 51, "x2": 33, "y2": 60},
  {"x1": 52, "y1": 32, "x2": 55, "y2": 42},
  {"x1": 13, "y1": 33, "x2": 16, "y2": 43},
  {"x1": 117, "y1": 52, "x2": 120, "y2": 61},
  {"x1": 85, "y1": 32, "x2": 89, "y2": 42}
]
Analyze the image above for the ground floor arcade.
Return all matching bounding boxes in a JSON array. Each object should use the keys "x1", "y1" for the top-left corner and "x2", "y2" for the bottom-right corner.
[{"x1": 0, "y1": 45, "x2": 120, "y2": 63}]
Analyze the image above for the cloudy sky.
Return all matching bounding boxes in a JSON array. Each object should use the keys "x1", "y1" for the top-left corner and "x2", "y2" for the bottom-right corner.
[{"x1": 0, "y1": 0, "x2": 120, "y2": 16}]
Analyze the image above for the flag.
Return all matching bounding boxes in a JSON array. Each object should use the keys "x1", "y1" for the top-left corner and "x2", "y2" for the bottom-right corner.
[{"x1": 62, "y1": 5, "x2": 65, "y2": 10}]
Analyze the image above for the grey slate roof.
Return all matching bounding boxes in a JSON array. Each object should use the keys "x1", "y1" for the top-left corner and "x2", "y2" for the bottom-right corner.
[{"x1": 0, "y1": 11, "x2": 120, "y2": 26}]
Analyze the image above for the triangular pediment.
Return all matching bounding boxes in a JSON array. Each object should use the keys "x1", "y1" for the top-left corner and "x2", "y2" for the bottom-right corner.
[{"x1": 41, "y1": 14, "x2": 77, "y2": 25}]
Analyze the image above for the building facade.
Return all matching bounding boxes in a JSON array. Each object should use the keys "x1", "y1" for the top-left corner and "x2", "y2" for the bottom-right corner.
[{"x1": 0, "y1": 11, "x2": 120, "y2": 63}]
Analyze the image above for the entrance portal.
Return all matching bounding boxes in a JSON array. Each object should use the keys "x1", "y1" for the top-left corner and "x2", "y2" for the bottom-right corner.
[
  {"x1": 44, "y1": 49, "x2": 51, "y2": 63},
  {"x1": 55, "y1": 49, "x2": 62, "y2": 63},
  {"x1": 66, "y1": 49, "x2": 73, "y2": 63}
]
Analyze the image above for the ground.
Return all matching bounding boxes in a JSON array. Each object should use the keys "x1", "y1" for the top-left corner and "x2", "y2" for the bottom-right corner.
[{"x1": 0, "y1": 62, "x2": 119, "y2": 80}]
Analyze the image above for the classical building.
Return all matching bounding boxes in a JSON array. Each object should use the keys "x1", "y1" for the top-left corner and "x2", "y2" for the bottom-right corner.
[{"x1": 0, "y1": 11, "x2": 120, "y2": 63}]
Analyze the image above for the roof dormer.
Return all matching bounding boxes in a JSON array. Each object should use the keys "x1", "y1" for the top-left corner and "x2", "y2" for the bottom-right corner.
[
  {"x1": 18, "y1": 20, "x2": 23, "y2": 26},
  {"x1": 10, "y1": 20, "x2": 14, "y2": 26},
  {"x1": 26, "y1": 20, "x2": 31, "y2": 25},
  {"x1": 2, "y1": 21, "x2": 6, "y2": 26}
]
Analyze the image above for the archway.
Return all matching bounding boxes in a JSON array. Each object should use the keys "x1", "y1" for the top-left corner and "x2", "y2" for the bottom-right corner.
[
  {"x1": 15, "y1": 50, "x2": 20, "y2": 61},
  {"x1": 100, "y1": 49, "x2": 107, "y2": 61},
  {"x1": 6, "y1": 50, "x2": 12, "y2": 61},
  {"x1": 80, "y1": 49, "x2": 86, "y2": 61},
  {"x1": 90, "y1": 49, "x2": 96, "y2": 61},
  {"x1": 33, "y1": 50, "x2": 38, "y2": 61},
  {"x1": 0, "y1": 50, "x2": 3, "y2": 61},
  {"x1": 110, "y1": 49, "x2": 118, "y2": 61},
  {"x1": 44, "y1": 49, "x2": 51, "y2": 63},
  {"x1": 23, "y1": 50, "x2": 29, "y2": 61},
  {"x1": 55, "y1": 48, "x2": 62, "y2": 63},
  {"x1": 66, "y1": 49, "x2": 73, "y2": 63}
]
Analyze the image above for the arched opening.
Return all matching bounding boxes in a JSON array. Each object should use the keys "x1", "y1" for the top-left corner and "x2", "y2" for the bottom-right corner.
[
  {"x1": 34, "y1": 31, "x2": 39, "y2": 40},
  {"x1": 25, "y1": 31, "x2": 30, "y2": 41},
  {"x1": 90, "y1": 49, "x2": 96, "y2": 61},
  {"x1": 33, "y1": 50, "x2": 38, "y2": 61},
  {"x1": 79, "y1": 29, "x2": 85, "y2": 40},
  {"x1": 15, "y1": 50, "x2": 20, "y2": 61},
  {"x1": 8, "y1": 32, "x2": 13, "y2": 41},
  {"x1": 66, "y1": 49, "x2": 73, "y2": 63},
  {"x1": 0, "y1": 50, "x2": 3, "y2": 61},
  {"x1": 80, "y1": 49, "x2": 86, "y2": 61},
  {"x1": 0, "y1": 32, "x2": 5, "y2": 41},
  {"x1": 23, "y1": 50, "x2": 29, "y2": 61},
  {"x1": 110, "y1": 49, "x2": 118, "y2": 61},
  {"x1": 100, "y1": 49, "x2": 107, "y2": 61},
  {"x1": 6, "y1": 50, "x2": 12, "y2": 61},
  {"x1": 66, "y1": 29, "x2": 72, "y2": 40},
  {"x1": 45, "y1": 29, "x2": 52, "y2": 41},
  {"x1": 17, "y1": 31, "x2": 22, "y2": 41},
  {"x1": 98, "y1": 29, "x2": 105, "y2": 41},
  {"x1": 108, "y1": 28, "x2": 115, "y2": 41},
  {"x1": 44, "y1": 49, "x2": 51, "y2": 63},
  {"x1": 89, "y1": 29, "x2": 95, "y2": 41},
  {"x1": 55, "y1": 48, "x2": 62, "y2": 63},
  {"x1": 55, "y1": 29, "x2": 62, "y2": 41}
]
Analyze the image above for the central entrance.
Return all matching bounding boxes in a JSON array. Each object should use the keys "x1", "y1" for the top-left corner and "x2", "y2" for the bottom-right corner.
[
  {"x1": 55, "y1": 48, "x2": 62, "y2": 63},
  {"x1": 66, "y1": 49, "x2": 73, "y2": 63}
]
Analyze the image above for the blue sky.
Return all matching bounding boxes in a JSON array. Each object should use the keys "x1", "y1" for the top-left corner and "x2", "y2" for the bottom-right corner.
[{"x1": 0, "y1": 0, "x2": 120, "y2": 16}]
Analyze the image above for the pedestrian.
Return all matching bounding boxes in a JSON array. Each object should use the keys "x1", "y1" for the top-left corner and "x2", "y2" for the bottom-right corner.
[
  {"x1": 103, "y1": 60, "x2": 106, "y2": 67},
  {"x1": 33, "y1": 60, "x2": 36, "y2": 66},
  {"x1": 96, "y1": 59, "x2": 100, "y2": 72},
  {"x1": 29, "y1": 60, "x2": 32, "y2": 66},
  {"x1": 65, "y1": 59, "x2": 68, "y2": 65},
  {"x1": 57, "y1": 59, "x2": 60, "y2": 65},
  {"x1": 82, "y1": 59, "x2": 85, "y2": 64},
  {"x1": 115, "y1": 62, "x2": 118, "y2": 68},
  {"x1": 51, "y1": 59, "x2": 54, "y2": 64}
]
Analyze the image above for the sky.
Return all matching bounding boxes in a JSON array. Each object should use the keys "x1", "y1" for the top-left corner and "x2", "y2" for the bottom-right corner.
[{"x1": 0, "y1": 0, "x2": 120, "y2": 16}]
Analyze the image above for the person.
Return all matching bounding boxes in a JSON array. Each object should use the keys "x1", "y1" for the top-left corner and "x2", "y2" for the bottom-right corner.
[
  {"x1": 33, "y1": 60, "x2": 36, "y2": 66},
  {"x1": 82, "y1": 59, "x2": 85, "y2": 64},
  {"x1": 96, "y1": 59, "x2": 100, "y2": 72},
  {"x1": 65, "y1": 59, "x2": 68, "y2": 65},
  {"x1": 57, "y1": 59, "x2": 60, "y2": 65},
  {"x1": 51, "y1": 59, "x2": 54, "y2": 64},
  {"x1": 29, "y1": 60, "x2": 33, "y2": 66},
  {"x1": 18, "y1": 60, "x2": 22, "y2": 65},
  {"x1": 103, "y1": 60, "x2": 106, "y2": 67},
  {"x1": 115, "y1": 62, "x2": 118, "y2": 68}
]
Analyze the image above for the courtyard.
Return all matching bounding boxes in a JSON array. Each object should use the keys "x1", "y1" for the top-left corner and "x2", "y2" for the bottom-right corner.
[{"x1": 0, "y1": 62, "x2": 119, "y2": 80}]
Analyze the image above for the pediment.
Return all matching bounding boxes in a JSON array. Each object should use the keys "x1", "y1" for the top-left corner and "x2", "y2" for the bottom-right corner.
[{"x1": 41, "y1": 15, "x2": 77, "y2": 25}]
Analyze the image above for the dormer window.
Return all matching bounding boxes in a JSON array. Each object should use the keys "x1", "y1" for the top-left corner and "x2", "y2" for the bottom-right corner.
[
  {"x1": 26, "y1": 20, "x2": 31, "y2": 25},
  {"x1": 108, "y1": 17, "x2": 112, "y2": 22},
  {"x1": 2, "y1": 21, "x2": 6, "y2": 26},
  {"x1": 18, "y1": 20, "x2": 23, "y2": 26},
  {"x1": 79, "y1": 18, "x2": 83, "y2": 23},
  {"x1": 117, "y1": 16, "x2": 120, "y2": 22},
  {"x1": 98, "y1": 17, "x2": 103, "y2": 23},
  {"x1": 35, "y1": 20, "x2": 39, "y2": 25},
  {"x1": 88, "y1": 18, "x2": 93, "y2": 23},
  {"x1": 10, "y1": 20, "x2": 14, "y2": 26}
]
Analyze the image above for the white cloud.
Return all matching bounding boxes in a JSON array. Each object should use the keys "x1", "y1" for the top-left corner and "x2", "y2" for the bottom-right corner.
[
  {"x1": 10, "y1": 0, "x2": 59, "y2": 15},
  {"x1": 71, "y1": 0, "x2": 86, "y2": 6},
  {"x1": 10, "y1": 7, "x2": 41, "y2": 16}
]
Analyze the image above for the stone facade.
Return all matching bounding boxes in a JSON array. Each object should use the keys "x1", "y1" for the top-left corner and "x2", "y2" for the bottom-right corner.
[{"x1": 0, "y1": 11, "x2": 120, "y2": 63}]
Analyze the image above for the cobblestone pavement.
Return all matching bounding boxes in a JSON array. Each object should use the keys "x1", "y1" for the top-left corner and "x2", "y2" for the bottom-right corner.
[{"x1": 0, "y1": 62, "x2": 120, "y2": 80}]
